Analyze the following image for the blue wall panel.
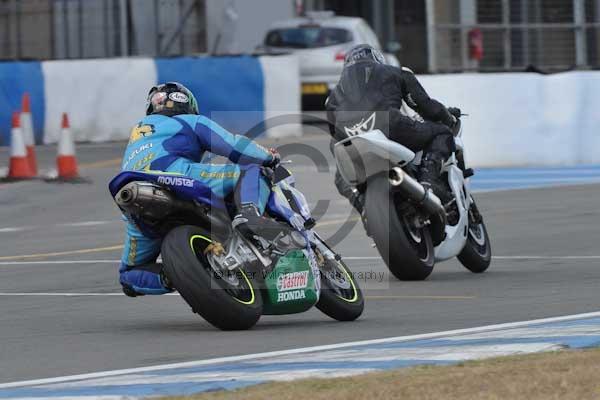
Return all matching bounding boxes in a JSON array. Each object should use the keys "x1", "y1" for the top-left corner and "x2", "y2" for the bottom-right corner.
[
  {"x1": 0, "y1": 62, "x2": 45, "y2": 146},
  {"x1": 155, "y1": 56, "x2": 265, "y2": 135}
]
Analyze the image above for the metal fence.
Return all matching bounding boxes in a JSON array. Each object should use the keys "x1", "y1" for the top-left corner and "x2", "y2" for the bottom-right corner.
[
  {"x1": 427, "y1": 0, "x2": 600, "y2": 72},
  {"x1": 0, "y1": 0, "x2": 207, "y2": 60}
]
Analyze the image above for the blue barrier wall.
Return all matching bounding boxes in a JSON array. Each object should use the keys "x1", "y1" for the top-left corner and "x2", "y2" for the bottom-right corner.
[
  {"x1": 155, "y1": 56, "x2": 265, "y2": 135},
  {"x1": 0, "y1": 61, "x2": 45, "y2": 145}
]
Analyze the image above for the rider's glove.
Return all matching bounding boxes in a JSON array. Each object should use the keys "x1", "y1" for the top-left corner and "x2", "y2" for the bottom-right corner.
[
  {"x1": 263, "y1": 148, "x2": 281, "y2": 168},
  {"x1": 447, "y1": 107, "x2": 462, "y2": 119},
  {"x1": 441, "y1": 114, "x2": 457, "y2": 130}
]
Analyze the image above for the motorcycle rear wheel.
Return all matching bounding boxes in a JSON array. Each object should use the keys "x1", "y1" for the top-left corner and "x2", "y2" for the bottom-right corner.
[
  {"x1": 161, "y1": 225, "x2": 263, "y2": 330},
  {"x1": 365, "y1": 175, "x2": 435, "y2": 281}
]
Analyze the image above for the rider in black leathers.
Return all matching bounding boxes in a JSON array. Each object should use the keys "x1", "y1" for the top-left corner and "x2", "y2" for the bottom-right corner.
[{"x1": 326, "y1": 44, "x2": 461, "y2": 212}]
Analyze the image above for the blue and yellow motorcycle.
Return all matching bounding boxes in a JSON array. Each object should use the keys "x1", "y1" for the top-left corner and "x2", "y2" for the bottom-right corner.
[{"x1": 109, "y1": 165, "x2": 363, "y2": 330}]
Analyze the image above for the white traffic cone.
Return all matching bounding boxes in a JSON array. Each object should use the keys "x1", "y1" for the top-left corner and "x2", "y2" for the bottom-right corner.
[
  {"x1": 56, "y1": 113, "x2": 79, "y2": 179},
  {"x1": 7, "y1": 112, "x2": 34, "y2": 179},
  {"x1": 21, "y1": 93, "x2": 37, "y2": 175}
]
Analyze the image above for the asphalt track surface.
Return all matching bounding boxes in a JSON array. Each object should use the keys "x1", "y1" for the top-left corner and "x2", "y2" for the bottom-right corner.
[{"x1": 1, "y1": 132, "x2": 599, "y2": 384}]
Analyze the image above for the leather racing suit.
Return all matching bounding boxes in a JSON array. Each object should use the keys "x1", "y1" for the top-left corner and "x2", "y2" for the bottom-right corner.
[
  {"x1": 326, "y1": 62, "x2": 457, "y2": 210},
  {"x1": 118, "y1": 113, "x2": 274, "y2": 295}
]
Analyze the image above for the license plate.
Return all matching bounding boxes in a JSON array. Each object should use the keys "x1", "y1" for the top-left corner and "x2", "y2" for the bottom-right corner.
[{"x1": 302, "y1": 83, "x2": 328, "y2": 95}]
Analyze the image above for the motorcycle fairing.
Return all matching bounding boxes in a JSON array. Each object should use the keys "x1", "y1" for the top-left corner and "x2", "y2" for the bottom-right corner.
[
  {"x1": 267, "y1": 180, "x2": 312, "y2": 231},
  {"x1": 434, "y1": 159, "x2": 470, "y2": 260},
  {"x1": 266, "y1": 180, "x2": 321, "y2": 297},
  {"x1": 334, "y1": 129, "x2": 416, "y2": 186}
]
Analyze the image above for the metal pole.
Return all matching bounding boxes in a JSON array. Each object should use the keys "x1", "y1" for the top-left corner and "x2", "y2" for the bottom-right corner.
[
  {"x1": 574, "y1": 0, "x2": 588, "y2": 67},
  {"x1": 534, "y1": 0, "x2": 542, "y2": 66},
  {"x1": 160, "y1": 0, "x2": 198, "y2": 55},
  {"x1": 179, "y1": 0, "x2": 185, "y2": 54},
  {"x1": 103, "y1": 0, "x2": 110, "y2": 57},
  {"x1": 384, "y1": 0, "x2": 396, "y2": 48},
  {"x1": 50, "y1": 0, "x2": 56, "y2": 59},
  {"x1": 2, "y1": 1, "x2": 9, "y2": 58},
  {"x1": 425, "y1": 0, "x2": 437, "y2": 73},
  {"x1": 521, "y1": 0, "x2": 530, "y2": 67},
  {"x1": 595, "y1": 0, "x2": 600, "y2": 66},
  {"x1": 370, "y1": 0, "x2": 383, "y2": 43},
  {"x1": 502, "y1": 0, "x2": 511, "y2": 70},
  {"x1": 63, "y1": 0, "x2": 70, "y2": 58},
  {"x1": 154, "y1": 0, "x2": 160, "y2": 56},
  {"x1": 78, "y1": 0, "x2": 83, "y2": 58},
  {"x1": 119, "y1": 0, "x2": 129, "y2": 56},
  {"x1": 15, "y1": 0, "x2": 22, "y2": 59},
  {"x1": 460, "y1": 0, "x2": 477, "y2": 71}
]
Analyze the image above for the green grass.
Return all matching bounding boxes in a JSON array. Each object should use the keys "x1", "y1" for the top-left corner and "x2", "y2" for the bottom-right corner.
[{"x1": 163, "y1": 348, "x2": 600, "y2": 400}]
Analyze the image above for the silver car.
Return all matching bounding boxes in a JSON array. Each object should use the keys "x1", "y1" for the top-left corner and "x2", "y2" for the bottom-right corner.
[{"x1": 260, "y1": 11, "x2": 400, "y2": 110}]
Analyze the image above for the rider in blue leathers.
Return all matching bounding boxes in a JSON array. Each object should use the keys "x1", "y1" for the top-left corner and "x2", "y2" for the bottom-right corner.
[{"x1": 119, "y1": 82, "x2": 281, "y2": 297}]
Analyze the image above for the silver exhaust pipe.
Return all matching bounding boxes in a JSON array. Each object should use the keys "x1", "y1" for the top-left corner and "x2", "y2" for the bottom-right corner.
[{"x1": 389, "y1": 167, "x2": 446, "y2": 218}]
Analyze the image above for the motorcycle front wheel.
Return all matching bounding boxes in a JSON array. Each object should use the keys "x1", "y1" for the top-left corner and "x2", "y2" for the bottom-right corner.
[
  {"x1": 314, "y1": 243, "x2": 364, "y2": 322},
  {"x1": 365, "y1": 175, "x2": 435, "y2": 281},
  {"x1": 457, "y1": 198, "x2": 492, "y2": 273}
]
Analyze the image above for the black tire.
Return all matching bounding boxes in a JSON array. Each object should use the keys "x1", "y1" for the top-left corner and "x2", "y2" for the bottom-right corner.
[
  {"x1": 365, "y1": 175, "x2": 435, "y2": 281},
  {"x1": 457, "y1": 201, "x2": 492, "y2": 273},
  {"x1": 316, "y1": 256, "x2": 364, "y2": 321},
  {"x1": 161, "y1": 225, "x2": 263, "y2": 330}
]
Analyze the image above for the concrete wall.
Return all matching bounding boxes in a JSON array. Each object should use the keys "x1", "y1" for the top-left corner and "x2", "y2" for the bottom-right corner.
[
  {"x1": 419, "y1": 71, "x2": 600, "y2": 167},
  {"x1": 0, "y1": 54, "x2": 301, "y2": 145}
]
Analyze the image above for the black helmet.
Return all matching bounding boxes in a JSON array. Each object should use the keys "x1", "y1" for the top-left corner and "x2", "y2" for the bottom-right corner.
[
  {"x1": 146, "y1": 82, "x2": 199, "y2": 116},
  {"x1": 344, "y1": 44, "x2": 385, "y2": 67}
]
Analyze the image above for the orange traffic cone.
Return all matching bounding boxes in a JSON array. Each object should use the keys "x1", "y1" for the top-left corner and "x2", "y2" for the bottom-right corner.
[
  {"x1": 21, "y1": 93, "x2": 37, "y2": 175},
  {"x1": 56, "y1": 113, "x2": 78, "y2": 179},
  {"x1": 7, "y1": 112, "x2": 34, "y2": 179}
]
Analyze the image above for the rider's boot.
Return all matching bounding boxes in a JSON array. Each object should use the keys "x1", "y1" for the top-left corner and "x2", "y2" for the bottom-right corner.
[
  {"x1": 233, "y1": 203, "x2": 292, "y2": 242},
  {"x1": 420, "y1": 155, "x2": 452, "y2": 205}
]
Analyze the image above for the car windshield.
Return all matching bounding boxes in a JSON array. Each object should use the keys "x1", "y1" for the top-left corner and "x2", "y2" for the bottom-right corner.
[{"x1": 265, "y1": 27, "x2": 352, "y2": 49}]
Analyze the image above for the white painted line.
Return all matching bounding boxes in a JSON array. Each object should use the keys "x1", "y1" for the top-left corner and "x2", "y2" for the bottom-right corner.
[
  {"x1": 1, "y1": 255, "x2": 599, "y2": 266},
  {"x1": 495, "y1": 255, "x2": 600, "y2": 260},
  {"x1": 58, "y1": 221, "x2": 114, "y2": 227},
  {"x1": 472, "y1": 180, "x2": 600, "y2": 194},
  {"x1": 0, "y1": 260, "x2": 120, "y2": 265},
  {"x1": 1, "y1": 310, "x2": 600, "y2": 389},
  {"x1": 0, "y1": 227, "x2": 30, "y2": 233},
  {"x1": 0, "y1": 220, "x2": 116, "y2": 235},
  {"x1": 0, "y1": 293, "x2": 127, "y2": 297},
  {"x1": 475, "y1": 177, "x2": 600, "y2": 183},
  {"x1": 344, "y1": 256, "x2": 600, "y2": 260},
  {"x1": 481, "y1": 168, "x2": 600, "y2": 176}
]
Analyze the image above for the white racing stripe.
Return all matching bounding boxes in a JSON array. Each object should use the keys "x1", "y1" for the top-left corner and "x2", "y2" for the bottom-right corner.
[{"x1": 1, "y1": 310, "x2": 600, "y2": 390}]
